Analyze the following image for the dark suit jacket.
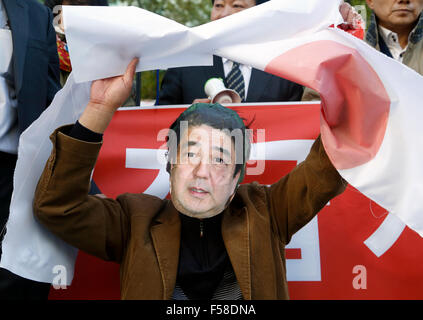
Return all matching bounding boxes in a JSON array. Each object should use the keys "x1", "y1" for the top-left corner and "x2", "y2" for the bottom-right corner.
[
  {"x1": 157, "y1": 55, "x2": 304, "y2": 105},
  {"x1": 3, "y1": 0, "x2": 61, "y2": 134}
]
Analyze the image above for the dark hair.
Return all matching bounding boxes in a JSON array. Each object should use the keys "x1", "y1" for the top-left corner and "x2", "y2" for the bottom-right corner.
[
  {"x1": 44, "y1": 0, "x2": 61, "y2": 10},
  {"x1": 166, "y1": 103, "x2": 251, "y2": 183}
]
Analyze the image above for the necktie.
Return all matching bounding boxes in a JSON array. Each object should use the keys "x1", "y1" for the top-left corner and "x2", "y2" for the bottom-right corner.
[{"x1": 225, "y1": 62, "x2": 245, "y2": 101}]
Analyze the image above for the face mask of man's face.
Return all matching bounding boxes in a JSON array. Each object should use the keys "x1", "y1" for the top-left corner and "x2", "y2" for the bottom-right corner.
[{"x1": 170, "y1": 124, "x2": 240, "y2": 219}]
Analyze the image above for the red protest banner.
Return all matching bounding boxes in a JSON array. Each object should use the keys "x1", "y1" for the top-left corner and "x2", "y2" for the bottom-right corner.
[{"x1": 49, "y1": 102, "x2": 423, "y2": 300}]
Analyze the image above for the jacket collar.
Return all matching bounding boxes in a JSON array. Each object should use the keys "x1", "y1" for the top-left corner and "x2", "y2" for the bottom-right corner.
[
  {"x1": 221, "y1": 205, "x2": 252, "y2": 300},
  {"x1": 366, "y1": 12, "x2": 423, "y2": 47},
  {"x1": 150, "y1": 200, "x2": 181, "y2": 299}
]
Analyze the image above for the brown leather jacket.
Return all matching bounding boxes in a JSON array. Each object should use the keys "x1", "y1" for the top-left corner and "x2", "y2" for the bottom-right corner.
[{"x1": 33, "y1": 125, "x2": 345, "y2": 299}]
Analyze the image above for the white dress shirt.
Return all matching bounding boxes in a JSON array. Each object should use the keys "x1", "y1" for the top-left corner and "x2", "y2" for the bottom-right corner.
[
  {"x1": 378, "y1": 25, "x2": 409, "y2": 63},
  {"x1": 221, "y1": 57, "x2": 252, "y2": 99},
  {"x1": 0, "y1": 0, "x2": 19, "y2": 154}
]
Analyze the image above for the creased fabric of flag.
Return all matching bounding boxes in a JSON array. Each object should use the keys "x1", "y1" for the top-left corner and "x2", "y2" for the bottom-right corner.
[{"x1": 1, "y1": 0, "x2": 422, "y2": 284}]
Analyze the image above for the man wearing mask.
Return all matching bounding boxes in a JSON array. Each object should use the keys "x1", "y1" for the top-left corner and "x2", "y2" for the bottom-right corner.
[
  {"x1": 0, "y1": 0, "x2": 61, "y2": 299},
  {"x1": 32, "y1": 58, "x2": 346, "y2": 300}
]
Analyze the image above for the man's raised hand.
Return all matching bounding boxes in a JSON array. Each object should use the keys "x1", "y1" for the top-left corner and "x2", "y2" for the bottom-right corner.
[{"x1": 79, "y1": 58, "x2": 139, "y2": 133}]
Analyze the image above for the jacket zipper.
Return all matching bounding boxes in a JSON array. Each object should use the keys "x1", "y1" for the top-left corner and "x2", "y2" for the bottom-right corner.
[
  {"x1": 199, "y1": 220, "x2": 209, "y2": 267},
  {"x1": 200, "y1": 220, "x2": 204, "y2": 238}
]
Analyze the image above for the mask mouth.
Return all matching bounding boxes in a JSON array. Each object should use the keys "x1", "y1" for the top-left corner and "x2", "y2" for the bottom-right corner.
[{"x1": 189, "y1": 186, "x2": 210, "y2": 194}]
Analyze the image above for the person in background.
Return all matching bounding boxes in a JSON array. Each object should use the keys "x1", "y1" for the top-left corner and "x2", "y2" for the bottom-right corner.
[
  {"x1": 157, "y1": 0, "x2": 305, "y2": 106},
  {"x1": 32, "y1": 58, "x2": 346, "y2": 299},
  {"x1": 44, "y1": 0, "x2": 109, "y2": 85},
  {"x1": 302, "y1": 0, "x2": 421, "y2": 100},
  {"x1": 45, "y1": 0, "x2": 136, "y2": 107},
  {"x1": 0, "y1": 0, "x2": 61, "y2": 300},
  {"x1": 158, "y1": 0, "x2": 364, "y2": 106},
  {"x1": 365, "y1": 0, "x2": 423, "y2": 74}
]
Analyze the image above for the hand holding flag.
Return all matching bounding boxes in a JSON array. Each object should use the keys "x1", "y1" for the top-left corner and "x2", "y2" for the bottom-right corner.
[{"x1": 80, "y1": 58, "x2": 139, "y2": 134}]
